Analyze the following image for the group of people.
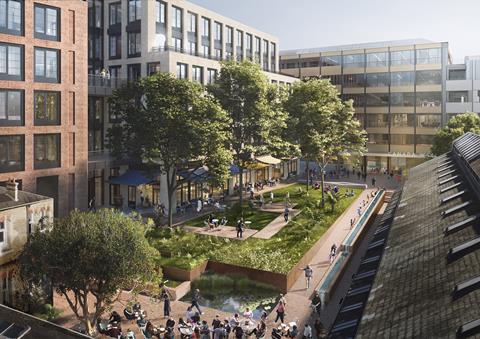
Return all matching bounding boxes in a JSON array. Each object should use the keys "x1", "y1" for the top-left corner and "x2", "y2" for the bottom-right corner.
[{"x1": 204, "y1": 214, "x2": 227, "y2": 231}]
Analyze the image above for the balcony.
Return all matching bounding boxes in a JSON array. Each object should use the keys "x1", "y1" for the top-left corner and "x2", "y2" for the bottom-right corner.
[{"x1": 88, "y1": 75, "x2": 128, "y2": 96}]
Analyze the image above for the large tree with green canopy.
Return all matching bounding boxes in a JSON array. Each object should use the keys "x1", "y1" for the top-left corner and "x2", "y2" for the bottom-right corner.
[
  {"x1": 208, "y1": 61, "x2": 296, "y2": 212},
  {"x1": 19, "y1": 209, "x2": 160, "y2": 335},
  {"x1": 107, "y1": 73, "x2": 232, "y2": 226},
  {"x1": 285, "y1": 78, "x2": 366, "y2": 205},
  {"x1": 431, "y1": 112, "x2": 480, "y2": 155}
]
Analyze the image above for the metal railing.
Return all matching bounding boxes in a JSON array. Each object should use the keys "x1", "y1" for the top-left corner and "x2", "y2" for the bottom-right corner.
[{"x1": 88, "y1": 74, "x2": 128, "y2": 89}]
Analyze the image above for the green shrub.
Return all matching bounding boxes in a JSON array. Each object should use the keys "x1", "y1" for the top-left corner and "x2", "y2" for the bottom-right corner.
[{"x1": 33, "y1": 304, "x2": 63, "y2": 321}]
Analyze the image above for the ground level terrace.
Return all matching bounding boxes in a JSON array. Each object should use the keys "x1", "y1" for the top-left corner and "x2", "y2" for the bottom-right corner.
[{"x1": 88, "y1": 157, "x2": 299, "y2": 213}]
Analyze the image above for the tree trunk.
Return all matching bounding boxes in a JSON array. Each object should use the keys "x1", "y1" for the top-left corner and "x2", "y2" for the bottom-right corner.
[
  {"x1": 306, "y1": 160, "x2": 310, "y2": 192},
  {"x1": 239, "y1": 166, "x2": 244, "y2": 217},
  {"x1": 166, "y1": 169, "x2": 176, "y2": 228},
  {"x1": 167, "y1": 190, "x2": 173, "y2": 227},
  {"x1": 320, "y1": 163, "x2": 325, "y2": 208}
]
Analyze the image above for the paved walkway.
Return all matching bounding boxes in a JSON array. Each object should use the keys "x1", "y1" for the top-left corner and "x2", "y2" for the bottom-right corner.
[
  {"x1": 183, "y1": 224, "x2": 258, "y2": 240},
  {"x1": 253, "y1": 209, "x2": 301, "y2": 239},
  {"x1": 264, "y1": 188, "x2": 376, "y2": 335}
]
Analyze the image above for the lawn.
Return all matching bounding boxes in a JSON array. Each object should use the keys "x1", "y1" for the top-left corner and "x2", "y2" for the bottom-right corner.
[
  {"x1": 182, "y1": 203, "x2": 280, "y2": 231},
  {"x1": 146, "y1": 185, "x2": 362, "y2": 274}
]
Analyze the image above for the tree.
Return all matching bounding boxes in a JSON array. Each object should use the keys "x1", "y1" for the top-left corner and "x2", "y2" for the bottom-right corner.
[
  {"x1": 326, "y1": 191, "x2": 337, "y2": 212},
  {"x1": 19, "y1": 210, "x2": 160, "y2": 334},
  {"x1": 107, "y1": 73, "x2": 232, "y2": 226},
  {"x1": 286, "y1": 79, "x2": 366, "y2": 206},
  {"x1": 208, "y1": 61, "x2": 294, "y2": 213},
  {"x1": 431, "y1": 112, "x2": 480, "y2": 155}
]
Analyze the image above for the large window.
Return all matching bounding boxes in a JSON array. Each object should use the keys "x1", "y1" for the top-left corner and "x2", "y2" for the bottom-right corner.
[
  {"x1": 449, "y1": 69, "x2": 466, "y2": 80},
  {"x1": 0, "y1": 43, "x2": 22, "y2": 80},
  {"x1": 417, "y1": 92, "x2": 442, "y2": 107},
  {"x1": 448, "y1": 91, "x2": 468, "y2": 103},
  {"x1": 366, "y1": 73, "x2": 389, "y2": 87},
  {"x1": 343, "y1": 74, "x2": 365, "y2": 88},
  {"x1": 176, "y1": 63, "x2": 187, "y2": 79},
  {"x1": 207, "y1": 68, "x2": 217, "y2": 85},
  {"x1": 201, "y1": 17, "x2": 209, "y2": 37},
  {"x1": 417, "y1": 114, "x2": 441, "y2": 128},
  {"x1": 127, "y1": 63, "x2": 140, "y2": 81},
  {"x1": 226, "y1": 26, "x2": 233, "y2": 45},
  {"x1": 344, "y1": 94, "x2": 365, "y2": 107},
  {"x1": 366, "y1": 93, "x2": 389, "y2": 107},
  {"x1": 368, "y1": 134, "x2": 389, "y2": 144},
  {"x1": 246, "y1": 33, "x2": 252, "y2": 59},
  {"x1": 34, "y1": 47, "x2": 59, "y2": 83},
  {"x1": 321, "y1": 55, "x2": 341, "y2": 67},
  {"x1": 34, "y1": 3, "x2": 59, "y2": 41},
  {"x1": 0, "y1": 89, "x2": 22, "y2": 125},
  {"x1": 366, "y1": 114, "x2": 388, "y2": 128},
  {"x1": 391, "y1": 134, "x2": 414, "y2": 145},
  {"x1": 416, "y1": 70, "x2": 442, "y2": 85},
  {"x1": 366, "y1": 52, "x2": 387, "y2": 67},
  {"x1": 172, "y1": 6, "x2": 182, "y2": 29},
  {"x1": 127, "y1": 32, "x2": 141, "y2": 57},
  {"x1": 192, "y1": 65, "x2": 203, "y2": 83},
  {"x1": 390, "y1": 50, "x2": 414, "y2": 65},
  {"x1": 215, "y1": 22, "x2": 222, "y2": 41},
  {"x1": 236, "y1": 30, "x2": 243, "y2": 62},
  {"x1": 0, "y1": 135, "x2": 23, "y2": 173},
  {"x1": 188, "y1": 12, "x2": 196, "y2": 33},
  {"x1": 34, "y1": 91, "x2": 60, "y2": 125},
  {"x1": 416, "y1": 134, "x2": 435, "y2": 145},
  {"x1": 322, "y1": 74, "x2": 342, "y2": 85},
  {"x1": 0, "y1": 0, "x2": 22, "y2": 35},
  {"x1": 128, "y1": 0, "x2": 141, "y2": 22},
  {"x1": 343, "y1": 54, "x2": 365, "y2": 68},
  {"x1": 88, "y1": 97, "x2": 104, "y2": 152},
  {"x1": 173, "y1": 37, "x2": 182, "y2": 51},
  {"x1": 34, "y1": 134, "x2": 60, "y2": 169},
  {"x1": 390, "y1": 71, "x2": 414, "y2": 87},
  {"x1": 416, "y1": 48, "x2": 441, "y2": 64},
  {"x1": 391, "y1": 114, "x2": 414, "y2": 127},
  {"x1": 390, "y1": 92, "x2": 415, "y2": 106},
  {"x1": 155, "y1": 1, "x2": 166, "y2": 24},
  {"x1": 109, "y1": 2, "x2": 121, "y2": 25},
  {"x1": 147, "y1": 62, "x2": 160, "y2": 76},
  {"x1": 109, "y1": 35, "x2": 121, "y2": 59}
]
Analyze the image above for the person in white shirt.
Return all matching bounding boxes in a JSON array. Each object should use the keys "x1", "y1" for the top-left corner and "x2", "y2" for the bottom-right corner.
[
  {"x1": 243, "y1": 307, "x2": 253, "y2": 319},
  {"x1": 303, "y1": 324, "x2": 313, "y2": 338}
]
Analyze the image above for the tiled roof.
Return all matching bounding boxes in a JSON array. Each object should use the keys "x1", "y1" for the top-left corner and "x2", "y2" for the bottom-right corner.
[
  {"x1": 356, "y1": 134, "x2": 480, "y2": 338},
  {"x1": 0, "y1": 187, "x2": 51, "y2": 211}
]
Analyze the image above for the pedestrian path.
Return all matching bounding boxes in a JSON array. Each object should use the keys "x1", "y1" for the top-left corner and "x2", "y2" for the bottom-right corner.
[
  {"x1": 182, "y1": 225, "x2": 258, "y2": 240},
  {"x1": 264, "y1": 188, "x2": 377, "y2": 333},
  {"x1": 252, "y1": 209, "x2": 301, "y2": 239}
]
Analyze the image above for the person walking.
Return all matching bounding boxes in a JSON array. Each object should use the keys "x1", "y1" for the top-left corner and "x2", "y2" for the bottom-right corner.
[
  {"x1": 275, "y1": 295, "x2": 286, "y2": 323},
  {"x1": 284, "y1": 207, "x2": 289, "y2": 223},
  {"x1": 301, "y1": 265, "x2": 313, "y2": 289},
  {"x1": 191, "y1": 289, "x2": 203, "y2": 314},
  {"x1": 371, "y1": 177, "x2": 376, "y2": 187},
  {"x1": 160, "y1": 285, "x2": 171, "y2": 317},
  {"x1": 329, "y1": 244, "x2": 337, "y2": 264},
  {"x1": 236, "y1": 219, "x2": 244, "y2": 238}
]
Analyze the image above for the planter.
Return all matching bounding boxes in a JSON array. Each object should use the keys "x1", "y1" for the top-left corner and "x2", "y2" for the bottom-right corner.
[{"x1": 162, "y1": 261, "x2": 208, "y2": 282}]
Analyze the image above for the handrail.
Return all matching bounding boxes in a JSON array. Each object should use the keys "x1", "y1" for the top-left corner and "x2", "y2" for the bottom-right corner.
[{"x1": 88, "y1": 74, "x2": 128, "y2": 89}]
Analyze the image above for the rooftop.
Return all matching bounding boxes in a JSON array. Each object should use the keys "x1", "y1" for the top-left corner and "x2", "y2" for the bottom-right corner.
[
  {"x1": 280, "y1": 38, "x2": 436, "y2": 56},
  {"x1": 354, "y1": 133, "x2": 480, "y2": 338},
  {"x1": 0, "y1": 186, "x2": 51, "y2": 212}
]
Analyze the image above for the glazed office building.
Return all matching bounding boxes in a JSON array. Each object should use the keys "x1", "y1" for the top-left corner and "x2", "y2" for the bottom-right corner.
[
  {"x1": 87, "y1": 0, "x2": 295, "y2": 210},
  {"x1": 280, "y1": 39, "x2": 451, "y2": 175},
  {"x1": 0, "y1": 0, "x2": 88, "y2": 216}
]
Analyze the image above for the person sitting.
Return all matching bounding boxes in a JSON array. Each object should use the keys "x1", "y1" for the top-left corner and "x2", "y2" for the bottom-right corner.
[
  {"x1": 143, "y1": 321, "x2": 156, "y2": 339},
  {"x1": 314, "y1": 182, "x2": 320, "y2": 190},
  {"x1": 125, "y1": 328, "x2": 136, "y2": 339},
  {"x1": 109, "y1": 311, "x2": 121, "y2": 325},
  {"x1": 254, "y1": 319, "x2": 266, "y2": 338},
  {"x1": 107, "y1": 322, "x2": 122, "y2": 339},
  {"x1": 166, "y1": 317, "x2": 176, "y2": 331},
  {"x1": 229, "y1": 314, "x2": 240, "y2": 330},
  {"x1": 219, "y1": 217, "x2": 227, "y2": 226},
  {"x1": 234, "y1": 325, "x2": 244, "y2": 339},
  {"x1": 136, "y1": 315, "x2": 147, "y2": 329},
  {"x1": 243, "y1": 307, "x2": 253, "y2": 319},
  {"x1": 164, "y1": 327, "x2": 174, "y2": 339},
  {"x1": 271, "y1": 328, "x2": 282, "y2": 339},
  {"x1": 186, "y1": 306, "x2": 195, "y2": 323},
  {"x1": 287, "y1": 325, "x2": 298, "y2": 338}
]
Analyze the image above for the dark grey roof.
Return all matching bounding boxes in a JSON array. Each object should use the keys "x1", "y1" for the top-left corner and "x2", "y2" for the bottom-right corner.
[
  {"x1": 356, "y1": 134, "x2": 480, "y2": 338},
  {"x1": 0, "y1": 187, "x2": 51, "y2": 211}
]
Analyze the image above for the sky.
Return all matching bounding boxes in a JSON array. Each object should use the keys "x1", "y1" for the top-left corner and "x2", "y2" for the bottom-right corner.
[{"x1": 188, "y1": 0, "x2": 480, "y2": 63}]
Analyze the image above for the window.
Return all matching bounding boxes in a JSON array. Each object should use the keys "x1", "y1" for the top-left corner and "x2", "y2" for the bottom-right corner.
[
  {"x1": 0, "y1": 89, "x2": 22, "y2": 125},
  {"x1": 366, "y1": 93, "x2": 389, "y2": 107},
  {"x1": 127, "y1": 32, "x2": 141, "y2": 57},
  {"x1": 343, "y1": 54, "x2": 364, "y2": 68},
  {"x1": 391, "y1": 134, "x2": 414, "y2": 145},
  {"x1": 172, "y1": 6, "x2": 182, "y2": 29},
  {"x1": 188, "y1": 12, "x2": 196, "y2": 33},
  {"x1": 322, "y1": 74, "x2": 342, "y2": 85},
  {"x1": 226, "y1": 26, "x2": 233, "y2": 44},
  {"x1": 390, "y1": 71, "x2": 414, "y2": 87},
  {"x1": 187, "y1": 41, "x2": 196, "y2": 55},
  {"x1": 202, "y1": 17, "x2": 210, "y2": 37},
  {"x1": 109, "y1": 35, "x2": 121, "y2": 59},
  {"x1": 0, "y1": 0, "x2": 22, "y2": 35},
  {"x1": 192, "y1": 65, "x2": 203, "y2": 83},
  {"x1": 34, "y1": 134, "x2": 60, "y2": 169},
  {"x1": 390, "y1": 50, "x2": 414, "y2": 65},
  {"x1": 128, "y1": 0, "x2": 141, "y2": 22},
  {"x1": 254, "y1": 36, "x2": 261, "y2": 63},
  {"x1": 34, "y1": 91, "x2": 60, "y2": 125},
  {"x1": 236, "y1": 30, "x2": 243, "y2": 62},
  {"x1": 110, "y1": 183, "x2": 121, "y2": 206},
  {"x1": 88, "y1": 97, "x2": 104, "y2": 152},
  {"x1": 0, "y1": 221, "x2": 5, "y2": 244},
  {"x1": 155, "y1": 1, "x2": 166, "y2": 24},
  {"x1": 366, "y1": 114, "x2": 388, "y2": 128},
  {"x1": 34, "y1": 47, "x2": 59, "y2": 83},
  {"x1": 366, "y1": 73, "x2": 389, "y2": 87},
  {"x1": 202, "y1": 45, "x2": 210, "y2": 57},
  {"x1": 34, "y1": 4, "x2": 59, "y2": 41},
  {"x1": 417, "y1": 92, "x2": 442, "y2": 107},
  {"x1": 207, "y1": 68, "x2": 217, "y2": 85},
  {"x1": 176, "y1": 63, "x2": 187, "y2": 79},
  {"x1": 147, "y1": 62, "x2": 160, "y2": 76},
  {"x1": 416, "y1": 134, "x2": 435, "y2": 145},
  {"x1": 0, "y1": 135, "x2": 23, "y2": 173},
  {"x1": 449, "y1": 69, "x2": 466, "y2": 80},
  {"x1": 391, "y1": 114, "x2": 414, "y2": 127},
  {"x1": 215, "y1": 22, "x2": 222, "y2": 41},
  {"x1": 109, "y1": 65, "x2": 121, "y2": 79},
  {"x1": 344, "y1": 94, "x2": 365, "y2": 107},
  {"x1": 246, "y1": 34, "x2": 252, "y2": 52},
  {"x1": 270, "y1": 42, "x2": 276, "y2": 72},
  {"x1": 448, "y1": 91, "x2": 469, "y2": 103},
  {"x1": 109, "y1": 2, "x2": 121, "y2": 25},
  {"x1": 416, "y1": 70, "x2": 442, "y2": 85},
  {"x1": 366, "y1": 52, "x2": 387, "y2": 67},
  {"x1": 0, "y1": 43, "x2": 22, "y2": 80},
  {"x1": 343, "y1": 74, "x2": 365, "y2": 88},
  {"x1": 368, "y1": 134, "x2": 389, "y2": 144},
  {"x1": 417, "y1": 114, "x2": 441, "y2": 128},
  {"x1": 390, "y1": 93, "x2": 415, "y2": 106},
  {"x1": 321, "y1": 55, "x2": 341, "y2": 66},
  {"x1": 127, "y1": 63, "x2": 141, "y2": 81},
  {"x1": 263, "y1": 40, "x2": 269, "y2": 70},
  {"x1": 416, "y1": 48, "x2": 441, "y2": 64}
]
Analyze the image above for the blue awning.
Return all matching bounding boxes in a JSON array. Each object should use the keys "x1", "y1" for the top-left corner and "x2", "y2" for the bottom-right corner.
[
  {"x1": 230, "y1": 165, "x2": 240, "y2": 175},
  {"x1": 108, "y1": 170, "x2": 153, "y2": 186}
]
